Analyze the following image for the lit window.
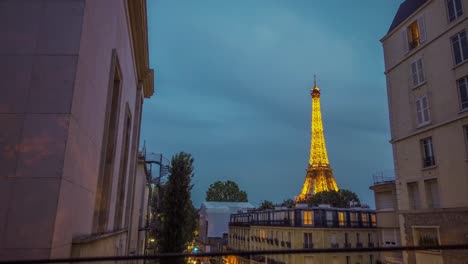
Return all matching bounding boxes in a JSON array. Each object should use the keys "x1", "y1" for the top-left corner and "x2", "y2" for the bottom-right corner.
[
  {"x1": 370, "y1": 214, "x2": 376, "y2": 226},
  {"x1": 302, "y1": 211, "x2": 313, "y2": 225},
  {"x1": 361, "y1": 213, "x2": 369, "y2": 227},
  {"x1": 420, "y1": 137, "x2": 435, "y2": 167},
  {"x1": 457, "y1": 76, "x2": 468, "y2": 109},
  {"x1": 402, "y1": 16, "x2": 427, "y2": 52},
  {"x1": 416, "y1": 96, "x2": 430, "y2": 126},
  {"x1": 338, "y1": 212, "x2": 346, "y2": 227},
  {"x1": 452, "y1": 30, "x2": 468, "y2": 65},
  {"x1": 411, "y1": 58, "x2": 425, "y2": 86},
  {"x1": 447, "y1": 0, "x2": 463, "y2": 22}
]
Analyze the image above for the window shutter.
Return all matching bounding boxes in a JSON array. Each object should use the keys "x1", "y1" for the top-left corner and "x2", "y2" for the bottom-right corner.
[
  {"x1": 418, "y1": 15, "x2": 427, "y2": 43},
  {"x1": 423, "y1": 97, "x2": 430, "y2": 123},
  {"x1": 411, "y1": 61, "x2": 418, "y2": 86},
  {"x1": 416, "y1": 98, "x2": 423, "y2": 124},
  {"x1": 401, "y1": 29, "x2": 409, "y2": 53},
  {"x1": 417, "y1": 59, "x2": 425, "y2": 83}
]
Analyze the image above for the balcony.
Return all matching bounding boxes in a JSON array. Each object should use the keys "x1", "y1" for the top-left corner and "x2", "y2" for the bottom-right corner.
[{"x1": 372, "y1": 170, "x2": 396, "y2": 185}]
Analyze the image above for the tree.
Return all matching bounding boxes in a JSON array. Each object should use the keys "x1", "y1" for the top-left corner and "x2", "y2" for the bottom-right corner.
[
  {"x1": 281, "y1": 198, "x2": 295, "y2": 208},
  {"x1": 159, "y1": 152, "x2": 197, "y2": 264},
  {"x1": 259, "y1": 200, "x2": 275, "y2": 210},
  {"x1": 205, "y1": 180, "x2": 248, "y2": 202},
  {"x1": 305, "y1": 189, "x2": 361, "y2": 208}
]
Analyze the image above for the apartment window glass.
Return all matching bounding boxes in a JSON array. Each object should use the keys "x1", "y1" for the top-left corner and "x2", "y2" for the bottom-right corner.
[
  {"x1": 326, "y1": 211, "x2": 334, "y2": 226},
  {"x1": 425, "y1": 179, "x2": 440, "y2": 208},
  {"x1": 421, "y1": 137, "x2": 435, "y2": 167},
  {"x1": 411, "y1": 58, "x2": 425, "y2": 86},
  {"x1": 416, "y1": 96, "x2": 430, "y2": 126},
  {"x1": 361, "y1": 213, "x2": 369, "y2": 227},
  {"x1": 457, "y1": 76, "x2": 468, "y2": 109},
  {"x1": 303, "y1": 233, "x2": 313, "y2": 249},
  {"x1": 402, "y1": 16, "x2": 427, "y2": 52},
  {"x1": 350, "y1": 212, "x2": 358, "y2": 226},
  {"x1": 447, "y1": 0, "x2": 463, "y2": 22},
  {"x1": 408, "y1": 182, "x2": 421, "y2": 209},
  {"x1": 302, "y1": 211, "x2": 313, "y2": 225},
  {"x1": 452, "y1": 30, "x2": 468, "y2": 64},
  {"x1": 338, "y1": 212, "x2": 346, "y2": 227}
]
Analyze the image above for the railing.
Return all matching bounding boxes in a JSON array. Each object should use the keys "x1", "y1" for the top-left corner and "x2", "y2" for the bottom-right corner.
[
  {"x1": 372, "y1": 170, "x2": 396, "y2": 185},
  {"x1": 2, "y1": 244, "x2": 468, "y2": 264}
]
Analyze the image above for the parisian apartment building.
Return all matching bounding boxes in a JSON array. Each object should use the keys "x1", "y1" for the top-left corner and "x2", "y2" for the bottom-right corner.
[
  {"x1": 0, "y1": 0, "x2": 154, "y2": 261},
  {"x1": 380, "y1": 0, "x2": 468, "y2": 263},
  {"x1": 227, "y1": 206, "x2": 378, "y2": 264}
]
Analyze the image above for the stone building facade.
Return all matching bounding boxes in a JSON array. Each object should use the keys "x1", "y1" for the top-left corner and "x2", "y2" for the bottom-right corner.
[
  {"x1": 381, "y1": 0, "x2": 468, "y2": 263},
  {"x1": 0, "y1": 0, "x2": 154, "y2": 261}
]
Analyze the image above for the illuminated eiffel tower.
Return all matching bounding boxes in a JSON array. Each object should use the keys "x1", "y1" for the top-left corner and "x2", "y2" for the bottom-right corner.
[{"x1": 296, "y1": 77, "x2": 339, "y2": 202}]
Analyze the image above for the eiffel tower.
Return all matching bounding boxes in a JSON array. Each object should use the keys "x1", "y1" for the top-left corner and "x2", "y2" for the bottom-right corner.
[{"x1": 296, "y1": 77, "x2": 339, "y2": 202}]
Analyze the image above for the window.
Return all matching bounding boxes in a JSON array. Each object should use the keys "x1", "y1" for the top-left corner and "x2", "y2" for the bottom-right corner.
[
  {"x1": 370, "y1": 214, "x2": 376, "y2": 226},
  {"x1": 330, "y1": 233, "x2": 338, "y2": 248},
  {"x1": 465, "y1": 126, "x2": 468, "y2": 156},
  {"x1": 425, "y1": 179, "x2": 440, "y2": 208},
  {"x1": 416, "y1": 96, "x2": 430, "y2": 126},
  {"x1": 326, "y1": 211, "x2": 334, "y2": 227},
  {"x1": 382, "y1": 229, "x2": 397, "y2": 246},
  {"x1": 414, "y1": 227, "x2": 440, "y2": 247},
  {"x1": 302, "y1": 211, "x2": 313, "y2": 225},
  {"x1": 93, "y1": 50, "x2": 122, "y2": 233},
  {"x1": 346, "y1": 256, "x2": 350, "y2": 264},
  {"x1": 411, "y1": 58, "x2": 425, "y2": 86},
  {"x1": 304, "y1": 256, "x2": 314, "y2": 264},
  {"x1": 361, "y1": 213, "x2": 369, "y2": 227},
  {"x1": 376, "y1": 191, "x2": 394, "y2": 210},
  {"x1": 338, "y1": 212, "x2": 346, "y2": 226},
  {"x1": 350, "y1": 212, "x2": 358, "y2": 226},
  {"x1": 452, "y1": 31, "x2": 468, "y2": 64},
  {"x1": 447, "y1": 0, "x2": 463, "y2": 22},
  {"x1": 408, "y1": 182, "x2": 421, "y2": 209},
  {"x1": 402, "y1": 16, "x2": 427, "y2": 52},
  {"x1": 457, "y1": 76, "x2": 468, "y2": 110},
  {"x1": 420, "y1": 137, "x2": 435, "y2": 167},
  {"x1": 114, "y1": 108, "x2": 132, "y2": 229},
  {"x1": 304, "y1": 233, "x2": 313, "y2": 249},
  {"x1": 344, "y1": 233, "x2": 349, "y2": 247}
]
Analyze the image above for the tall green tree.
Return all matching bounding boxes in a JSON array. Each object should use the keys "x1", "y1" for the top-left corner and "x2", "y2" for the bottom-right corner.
[
  {"x1": 205, "y1": 180, "x2": 248, "y2": 202},
  {"x1": 159, "y1": 152, "x2": 197, "y2": 264},
  {"x1": 305, "y1": 189, "x2": 361, "y2": 208}
]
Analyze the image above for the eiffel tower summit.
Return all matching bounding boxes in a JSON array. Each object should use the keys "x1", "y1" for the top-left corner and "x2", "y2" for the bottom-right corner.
[{"x1": 296, "y1": 77, "x2": 339, "y2": 202}]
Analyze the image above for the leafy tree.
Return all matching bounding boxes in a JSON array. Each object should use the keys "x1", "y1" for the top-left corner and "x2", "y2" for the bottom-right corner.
[
  {"x1": 205, "y1": 180, "x2": 248, "y2": 202},
  {"x1": 281, "y1": 198, "x2": 295, "y2": 208},
  {"x1": 259, "y1": 200, "x2": 275, "y2": 210},
  {"x1": 305, "y1": 189, "x2": 361, "y2": 208},
  {"x1": 159, "y1": 152, "x2": 197, "y2": 264}
]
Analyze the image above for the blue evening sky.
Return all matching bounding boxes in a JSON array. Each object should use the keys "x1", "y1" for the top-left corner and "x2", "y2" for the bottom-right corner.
[{"x1": 143, "y1": 0, "x2": 402, "y2": 208}]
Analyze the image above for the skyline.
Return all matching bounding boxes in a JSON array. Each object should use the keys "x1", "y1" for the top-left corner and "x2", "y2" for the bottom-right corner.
[{"x1": 143, "y1": 0, "x2": 403, "y2": 207}]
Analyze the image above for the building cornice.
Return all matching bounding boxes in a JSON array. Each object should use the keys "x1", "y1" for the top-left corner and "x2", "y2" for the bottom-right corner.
[
  {"x1": 390, "y1": 111, "x2": 468, "y2": 143},
  {"x1": 127, "y1": 0, "x2": 154, "y2": 98}
]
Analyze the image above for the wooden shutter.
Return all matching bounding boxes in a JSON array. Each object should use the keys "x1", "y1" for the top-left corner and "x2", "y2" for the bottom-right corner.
[
  {"x1": 402, "y1": 29, "x2": 409, "y2": 53},
  {"x1": 418, "y1": 15, "x2": 427, "y2": 43}
]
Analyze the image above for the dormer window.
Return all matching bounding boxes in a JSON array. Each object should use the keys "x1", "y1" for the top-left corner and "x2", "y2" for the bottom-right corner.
[{"x1": 402, "y1": 16, "x2": 427, "y2": 53}]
